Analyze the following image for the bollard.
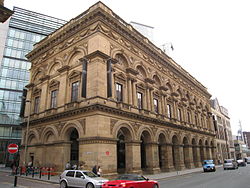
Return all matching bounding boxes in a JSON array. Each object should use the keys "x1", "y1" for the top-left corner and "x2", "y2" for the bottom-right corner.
[
  {"x1": 14, "y1": 175, "x2": 17, "y2": 187},
  {"x1": 39, "y1": 168, "x2": 42, "y2": 179},
  {"x1": 48, "y1": 168, "x2": 50, "y2": 180},
  {"x1": 32, "y1": 168, "x2": 34, "y2": 178}
]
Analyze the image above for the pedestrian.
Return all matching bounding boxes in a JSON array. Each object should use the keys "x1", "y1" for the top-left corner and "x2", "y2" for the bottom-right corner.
[
  {"x1": 92, "y1": 165, "x2": 97, "y2": 175},
  {"x1": 10, "y1": 161, "x2": 16, "y2": 175},
  {"x1": 97, "y1": 166, "x2": 102, "y2": 177},
  {"x1": 65, "y1": 161, "x2": 71, "y2": 170},
  {"x1": 72, "y1": 163, "x2": 78, "y2": 170}
]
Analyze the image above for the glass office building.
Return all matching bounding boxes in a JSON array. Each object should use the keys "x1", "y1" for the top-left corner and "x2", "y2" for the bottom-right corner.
[{"x1": 0, "y1": 7, "x2": 66, "y2": 166}]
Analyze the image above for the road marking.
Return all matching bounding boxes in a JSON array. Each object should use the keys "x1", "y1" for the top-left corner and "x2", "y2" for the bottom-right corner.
[{"x1": 2, "y1": 181, "x2": 28, "y2": 188}]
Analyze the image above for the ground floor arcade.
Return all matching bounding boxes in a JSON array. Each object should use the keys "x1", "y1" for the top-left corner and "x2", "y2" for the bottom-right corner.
[{"x1": 20, "y1": 113, "x2": 216, "y2": 175}]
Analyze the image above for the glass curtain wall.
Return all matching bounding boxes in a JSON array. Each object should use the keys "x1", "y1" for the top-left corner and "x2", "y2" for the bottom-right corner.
[{"x1": 0, "y1": 7, "x2": 66, "y2": 166}]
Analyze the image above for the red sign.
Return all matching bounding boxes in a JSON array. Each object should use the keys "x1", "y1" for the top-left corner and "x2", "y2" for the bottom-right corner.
[
  {"x1": 106, "y1": 151, "x2": 110, "y2": 156},
  {"x1": 7, "y1": 144, "x2": 18, "y2": 154}
]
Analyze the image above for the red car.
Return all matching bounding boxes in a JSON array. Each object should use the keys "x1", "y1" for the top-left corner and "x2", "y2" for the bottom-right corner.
[{"x1": 102, "y1": 174, "x2": 159, "y2": 188}]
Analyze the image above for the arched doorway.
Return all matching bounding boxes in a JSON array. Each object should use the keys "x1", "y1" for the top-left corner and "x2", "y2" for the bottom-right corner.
[
  {"x1": 205, "y1": 140, "x2": 209, "y2": 160},
  {"x1": 140, "y1": 131, "x2": 151, "y2": 170},
  {"x1": 117, "y1": 131, "x2": 126, "y2": 172},
  {"x1": 70, "y1": 128, "x2": 79, "y2": 164},
  {"x1": 158, "y1": 133, "x2": 166, "y2": 170},
  {"x1": 172, "y1": 135, "x2": 179, "y2": 170},
  {"x1": 116, "y1": 127, "x2": 133, "y2": 173},
  {"x1": 183, "y1": 137, "x2": 189, "y2": 168},
  {"x1": 192, "y1": 138, "x2": 198, "y2": 167},
  {"x1": 199, "y1": 140, "x2": 204, "y2": 163}
]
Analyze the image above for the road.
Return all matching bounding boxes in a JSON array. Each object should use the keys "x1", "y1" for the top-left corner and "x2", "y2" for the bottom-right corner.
[
  {"x1": 1, "y1": 165, "x2": 250, "y2": 188},
  {"x1": 0, "y1": 171, "x2": 58, "y2": 188},
  {"x1": 159, "y1": 165, "x2": 250, "y2": 188}
]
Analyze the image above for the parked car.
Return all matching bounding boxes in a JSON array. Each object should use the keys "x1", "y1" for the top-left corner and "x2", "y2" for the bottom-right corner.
[
  {"x1": 244, "y1": 157, "x2": 250, "y2": 164},
  {"x1": 59, "y1": 170, "x2": 108, "y2": 188},
  {"x1": 237, "y1": 159, "x2": 246, "y2": 167},
  {"x1": 202, "y1": 160, "x2": 216, "y2": 172},
  {"x1": 223, "y1": 159, "x2": 238, "y2": 170},
  {"x1": 102, "y1": 174, "x2": 159, "y2": 188}
]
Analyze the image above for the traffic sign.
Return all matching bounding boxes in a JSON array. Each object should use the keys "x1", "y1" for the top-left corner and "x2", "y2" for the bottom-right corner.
[{"x1": 7, "y1": 143, "x2": 18, "y2": 154}]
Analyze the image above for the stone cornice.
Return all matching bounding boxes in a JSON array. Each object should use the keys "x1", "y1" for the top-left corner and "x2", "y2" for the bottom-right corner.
[
  {"x1": 22, "y1": 102, "x2": 215, "y2": 137},
  {"x1": 78, "y1": 136, "x2": 117, "y2": 144},
  {"x1": 26, "y1": 2, "x2": 210, "y2": 99}
]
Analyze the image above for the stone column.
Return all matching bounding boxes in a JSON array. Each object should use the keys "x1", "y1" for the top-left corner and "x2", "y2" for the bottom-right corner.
[
  {"x1": 184, "y1": 145, "x2": 195, "y2": 169},
  {"x1": 194, "y1": 146, "x2": 202, "y2": 167},
  {"x1": 164, "y1": 144, "x2": 175, "y2": 172},
  {"x1": 146, "y1": 88, "x2": 151, "y2": 111},
  {"x1": 200, "y1": 146, "x2": 206, "y2": 161},
  {"x1": 127, "y1": 78, "x2": 133, "y2": 105},
  {"x1": 145, "y1": 142, "x2": 160, "y2": 174},
  {"x1": 126, "y1": 141, "x2": 142, "y2": 174},
  {"x1": 132, "y1": 80, "x2": 137, "y2": 107},
  {"x1": 177, "y1": 144, "x2": 185, "y2": 170},
  {"x1": 211, "y1": 146, "x2": 217, "y2": 164}
]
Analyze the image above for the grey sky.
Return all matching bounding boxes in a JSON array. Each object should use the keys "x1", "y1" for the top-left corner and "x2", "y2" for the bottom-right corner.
[{"x1": 4, "y1": 0, "x2": 250, "y2": 134}]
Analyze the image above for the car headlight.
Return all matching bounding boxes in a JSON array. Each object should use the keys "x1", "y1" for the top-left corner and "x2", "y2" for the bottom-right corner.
[{"x1": 119, "y1": 183, "x2": 126, "y2": 187}]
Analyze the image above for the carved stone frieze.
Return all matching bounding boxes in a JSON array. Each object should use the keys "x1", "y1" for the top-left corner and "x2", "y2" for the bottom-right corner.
[
  {"x1": 78, "y1": 119, "x2": 86, "y2": 135},
  {"x1": 110, "y1": 118, "x2": 118, "y2": 134}
]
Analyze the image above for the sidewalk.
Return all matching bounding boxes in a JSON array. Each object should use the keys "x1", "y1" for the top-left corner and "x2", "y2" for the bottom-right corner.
[{"x1": 0, "y1": 165, "x2": 222, "y2": 184}]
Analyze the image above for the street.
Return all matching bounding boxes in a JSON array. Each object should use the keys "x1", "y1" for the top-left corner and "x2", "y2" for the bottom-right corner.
[
  {"x1": 1, "y1": 165, "x2": 250, "y2": 188},
  {"x1": 0, "y1": 171, "x2": 58, "y2": 188},
  {"x1": 159, "y1": 165, "x2": 250, "y2": 188}
]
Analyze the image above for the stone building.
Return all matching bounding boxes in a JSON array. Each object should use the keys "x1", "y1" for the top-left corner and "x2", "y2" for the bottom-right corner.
[
  {"x1": 21, "y1": 2, "x2": 216, "y2": 175},
  {"x1": 210, "y1": 98, "x2": 235, "y2": 163}
]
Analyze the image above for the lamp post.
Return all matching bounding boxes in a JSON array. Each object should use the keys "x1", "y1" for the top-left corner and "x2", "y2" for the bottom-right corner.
[{"x1": 24, "y1": 100, "x2": 31, "y2": 166}]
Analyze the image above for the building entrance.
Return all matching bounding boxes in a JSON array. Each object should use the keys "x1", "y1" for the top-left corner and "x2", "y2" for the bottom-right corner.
[{"x1": 70, "y1": 128, "x2": 79, "y2": 164}]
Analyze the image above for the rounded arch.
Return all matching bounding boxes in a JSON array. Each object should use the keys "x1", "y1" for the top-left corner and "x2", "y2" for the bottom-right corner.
[
  {"x1": 165, "y1": 82, "x2": 173, "y2": 94},
  {"x1": 198, "y1": 139, "x2": 203, "y2": 146},
  {"x1": 32, "y1": 68, "x2": 45, "y2": 83},
  {"x1": 27, "y1": 129, "x2": 40, "y2": 144},
  {"x1": 60, "y1": 121, "x2": 84, "y2": 140},
  {"x1": 172, "y1": 135, "x2": 179, "y2": 145},
  {"x1": 136, "y1": 64, "x2": 148, "y2": 79},
  {"x1": 66, "y1": 47, "x2": 86, "y2": 66},
  {"x1": 192, "y1": 137, "x2": 197, "y2": 145},
  {"x1": 114, "y1": 53, "x2": 129, "y2": 69},
  {"x1": 41, "y1": 126, "x2": 59, "y2": 144},
  {"x1": 155, "y1": 130, "x2": 169, "y2": 144},
  {"x1": 112, "y1": 121, "x2": 135, "y2": 141},
  {"x1": 153, "y1": 74, "x2": 161, "y2": 86},
  {"x1": 183, "y1": 136, "x2": 189, "y2": 145},
  {"x1": 137, "y1": 126, "x2": 154, "y2": 142},
  {"x1": 47, "y1": 58, "x2": 63, "y2": 75}
]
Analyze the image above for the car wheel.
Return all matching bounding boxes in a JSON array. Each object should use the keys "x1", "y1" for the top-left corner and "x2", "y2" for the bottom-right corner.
[
  {"x1": 86, "y1": 183, "x2": 94, "y2": 188},
  {"x1": 153, "y1": 184, "x2": 158, "y2": 188},
  {"x1": 224, "y1": 168, "x2": 226, "y2": 170},
  {"x1": 60, "y1": 181, "x2": 68, "y2": 188}
]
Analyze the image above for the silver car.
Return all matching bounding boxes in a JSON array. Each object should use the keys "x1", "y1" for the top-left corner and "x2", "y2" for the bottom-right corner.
[
  {"x1": 59, "y1": 170, "x2": 108, "y2": 188},
  {"x1": 223, "y1": 159, "x2": 238, "y2": 170}
]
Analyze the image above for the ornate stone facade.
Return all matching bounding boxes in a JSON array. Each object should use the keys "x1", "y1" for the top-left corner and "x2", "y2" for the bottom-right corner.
[{"x1": 21, "y1": 2, "x2": 216, "y2": 175}]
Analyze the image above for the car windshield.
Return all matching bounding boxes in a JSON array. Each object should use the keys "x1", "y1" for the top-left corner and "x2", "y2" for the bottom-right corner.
[
  {"x1": 204, "y1": 160, "x2": 213, "y2": 164},
  {"x1": 224, "y1": 160, "x2": 232, "y2": 163},
  {"x1": 116, "y1": 175, "x2": 146, "y2": 181},
  {"x1": 82, "y1": 171, "x2": 98, "y2": 178}
]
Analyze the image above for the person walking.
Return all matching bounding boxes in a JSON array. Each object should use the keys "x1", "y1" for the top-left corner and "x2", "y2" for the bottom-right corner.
[
  {"x1": 97, "y1": 166, "x2": 102, "y2": 177},
  {"x1": 65, "y1": 162, "x2": 71, "y2": 170},
  {"x1": 92, "y1": 165, "x2": 97, "y2": 175}
]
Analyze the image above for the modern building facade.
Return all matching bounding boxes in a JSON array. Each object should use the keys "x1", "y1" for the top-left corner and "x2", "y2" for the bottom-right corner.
[
  {"x1": 0, "y1": 7, "x2": 66, "y2": 166},
  {"x1": 210, "y1": 98, "x2": 235, "y2": 163},
  {"x1": 21, "y1": 2, "x2": 216, "y2": 175}
]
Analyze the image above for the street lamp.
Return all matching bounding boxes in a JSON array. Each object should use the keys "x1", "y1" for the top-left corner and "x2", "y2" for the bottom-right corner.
[{"x1": 24, "y1": 100, "x2": 31, "y2": 166}]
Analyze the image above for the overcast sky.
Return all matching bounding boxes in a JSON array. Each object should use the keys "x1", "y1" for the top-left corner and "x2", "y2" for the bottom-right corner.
[{"x1": 4, "y1": 0, "x2": 250, "y2": 134}]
